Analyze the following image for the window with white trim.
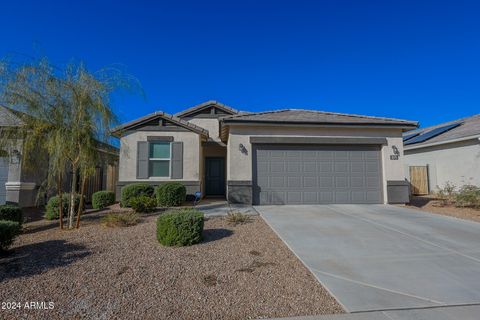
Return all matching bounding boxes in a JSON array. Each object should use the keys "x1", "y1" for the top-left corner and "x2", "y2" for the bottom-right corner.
[{"x1": 149, "y1": 142, "x2": 171, "y2": 177}]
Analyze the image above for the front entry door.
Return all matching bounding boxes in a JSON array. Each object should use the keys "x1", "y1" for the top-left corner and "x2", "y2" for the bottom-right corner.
[{"x1": 205, "y1": 157, "x2": 225, "y2": 196}]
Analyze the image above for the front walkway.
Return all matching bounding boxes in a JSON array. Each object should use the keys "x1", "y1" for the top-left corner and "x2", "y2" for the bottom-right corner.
[{"x1": 256, "y1": 204, "x2": 480, "y2": 313}]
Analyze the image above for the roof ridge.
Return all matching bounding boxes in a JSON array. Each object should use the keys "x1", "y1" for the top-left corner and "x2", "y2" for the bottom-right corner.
[
  {"x1": 287, "y1": 108, "x2": 417, "y2": 123},
  {"x1": 111, "y1": 110, "x2": 209, "y2": 136},
  {"x1": 174, "y1": 100, "x2": 238, "y2": 117},
  {"x1": 223, "y1": 109, "x2": 291, "y2": 119}
]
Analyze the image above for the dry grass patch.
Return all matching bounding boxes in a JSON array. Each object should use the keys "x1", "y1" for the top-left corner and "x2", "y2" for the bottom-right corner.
[
  {"x1": 101, "y1": 211, "x2": 140, "y2": 227},
  {"x1": 225, "y1": 210, "x2": 252, "y2": 225}
]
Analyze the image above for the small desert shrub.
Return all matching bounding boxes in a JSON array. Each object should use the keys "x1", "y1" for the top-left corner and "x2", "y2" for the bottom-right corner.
[
  {"x1": 120, "y1": 183, "x2": 155, "y2": 207},
  {"x1": 455, "y1": 185, "x2": 480, "y2": 208},
  {"x1": 156, "y1": 209, "x2": 204, "y2": 246},
  {"x1": 226, "y1": 210, "x2": 251, "y2": 225},
  {"x1": 0, "y1": 220, "x2": 21, "y2": 251},
  {"x1": 435, "y1": 182, "x2": 457, "y2": 206},
  {"x1": 45, "y1": 194, "x2": 81, "y2": 220},
  {"x1": 0, "y1": 205, "x2": 22, "y2": 225},
  {"x1": 155, "y1": 182, "x2": 186, "y2": 207},
  {"x1": 92, "y1": 191, "x2": 116, "y2": 209},
  {"x1": 102, "y1": 212, "x2": 140, "y2": 228},
  {"x1": 130, "y1": 195, "x2": 157, "y2": 213}
]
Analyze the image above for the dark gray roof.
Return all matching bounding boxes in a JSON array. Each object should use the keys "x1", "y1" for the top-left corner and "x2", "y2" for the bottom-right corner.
[
  {"x1": 0, "y1": 106, "x2": 24, "y2": 127},
  {"x1": 222, "y1": 109, "x2": 418, "y2": 128},
  {"x1": 174, "y1": 100, "x2": 238, "y2": 118},
  {"x1": 403, "y1": 114, "x2": 480, "y2": 148},
  {"x1": 111, "y1": 111, "x2": 209, "y2": 137}
]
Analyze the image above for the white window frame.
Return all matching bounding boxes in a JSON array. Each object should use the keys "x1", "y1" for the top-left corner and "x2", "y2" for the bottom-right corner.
[{"x1": 148, "y1": 142, "x2": 172, "y2": 178}]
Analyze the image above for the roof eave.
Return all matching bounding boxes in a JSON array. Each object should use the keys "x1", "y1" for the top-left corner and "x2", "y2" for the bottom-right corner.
[{"x1": 221, "y1": 120, "x2": 418, "y2": 130}]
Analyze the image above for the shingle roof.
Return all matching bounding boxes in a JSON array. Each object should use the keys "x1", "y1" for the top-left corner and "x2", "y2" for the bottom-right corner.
[
  {"x1": 0, "y1": 106, "x2": 24, "y2": 127},
  {"x1": 174, "y1": 100, "x2": 238, "y2": 118},
  {"x1": 111, "y1": 111, "x2": 209, "y2": 137},
  {"x1": 403, "y1": 114, "x2": 480, "y2": 148},
  {"x1": 222, "y1": 109, "x2": 418, "y2": 128}
]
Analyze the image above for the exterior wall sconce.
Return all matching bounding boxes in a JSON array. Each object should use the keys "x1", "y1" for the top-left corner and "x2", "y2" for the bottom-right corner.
[
  {"x1": 239, "y1": 143, "x2": 248, "y2": 155},
  {"x1": 390, "y1": 145, "x2": 400, "y2": 160}
]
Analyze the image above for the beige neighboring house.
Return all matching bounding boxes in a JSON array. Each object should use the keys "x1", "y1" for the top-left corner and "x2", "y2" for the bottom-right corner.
[
  {"x1": 0, "y1": 106, "x2": 119, "y2": 207},
  {"x1": 112, "y1": 100, "x2": 418, "y2": 205},
  {"x1": 404, "y1": 114, "x2": 480, "y2": 194}
]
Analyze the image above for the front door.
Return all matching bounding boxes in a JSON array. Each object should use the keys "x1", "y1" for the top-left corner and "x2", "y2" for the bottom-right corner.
[{"x1": 205, "y1": 157, "x2": 225, "y2": 196}]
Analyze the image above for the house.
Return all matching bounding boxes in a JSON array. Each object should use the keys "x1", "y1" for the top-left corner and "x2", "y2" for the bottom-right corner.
[
  {"x1": 0, "y1": 106, "x2": 119, "y2": 207},
  {"x1": 403, "y1": 114, "x2": 480, "y2": 194},
  {"x1": 112, "y1": 100, "x2": 418, "y2": 205}
]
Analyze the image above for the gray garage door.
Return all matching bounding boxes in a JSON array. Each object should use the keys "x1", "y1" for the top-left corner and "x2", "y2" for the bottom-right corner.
[
  {"x1": 0, "y1": 157, "x2": 8, "y2": 205},
  {"x1": 253, "y1": 145, "x2": 383, "y2": 205}
]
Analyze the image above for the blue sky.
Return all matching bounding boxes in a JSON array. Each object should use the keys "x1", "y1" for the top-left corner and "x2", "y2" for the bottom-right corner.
[{"x1": 1, "y1": 0, "x2": 479, "y2": 128}]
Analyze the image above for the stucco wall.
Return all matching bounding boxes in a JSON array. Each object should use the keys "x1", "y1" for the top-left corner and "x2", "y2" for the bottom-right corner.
[
  {"x1": 404, "y1": 139, "x2": 480, "y2": 191},
  {"x1": 227, "y1": 125, "x2": 407, "y2": 204},
  {"x1": 188, "y1": 118, "x2": 221, "y2": 141},
  {"x1": 119, "y1": 130, "x2": 201, "y2": 182}
]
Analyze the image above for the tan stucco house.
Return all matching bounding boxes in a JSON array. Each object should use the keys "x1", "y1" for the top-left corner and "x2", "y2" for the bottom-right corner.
[
  {"x1": 404, "y1": 114, "x2": 480, "y2": 193},
  {"x1": 112, "y1": 101, "x2": 418, "y2": 205}
]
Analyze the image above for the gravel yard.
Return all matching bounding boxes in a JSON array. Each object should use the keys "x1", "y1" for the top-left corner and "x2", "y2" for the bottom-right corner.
[
  {"x1": 406, "y1": 196, "x2": 480, "y2": 222},
  {"x1": 0, "y1": 212, "x2": 343, "y2": 319}
]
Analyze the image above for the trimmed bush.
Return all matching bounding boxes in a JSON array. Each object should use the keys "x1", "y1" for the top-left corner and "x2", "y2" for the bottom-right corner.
[
  {"x1": 156, "y1": 209, "x2": 204, "y2": 246},
  {"x1": 130, "y1": 195, "x2": 157, "y2": 213},
  {"x1": 92, "y1": 191, "x2": 115, "y2": 209},
  {"x1": 0, "y1": 220, "x2": 21, "y2": 251},
  {"x1": 156, "y1": 182, "x2": 186, "y2": 207},
  {"x1": 0, "y1": 205, "x2": 23, "y2": 225},
  {"x1": 45, "y1": 194, "x2": 81, "y2": 220},
  {"x1": 121, "y1": 183, "x2": 154, "y2": 207}
]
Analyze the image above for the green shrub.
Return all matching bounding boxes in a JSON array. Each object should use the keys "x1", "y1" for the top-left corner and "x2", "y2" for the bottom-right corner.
[
  {"x1": 92, "y1": 191, "x2": 116, "y2": 209},
  {"x1": 156, "y1": 209, "x2": 204, "y2": 246},
  {"x1": 130, "y1": 195, "x2": 157, "y2": 213},
  {"x1": 455, "y1": 185, "x2": 480, "y2": 208},
  {"x1": 102, "y1": 212, "x2": 140, "y2": 227},
  {"x1": 0, "y1": 220, "x2": 21, "y2": 251},
  {"x1": 45, "y1": 194, "x2": 81, "y2": 220},
  {"x1": 120, "y1": 183, "x2": 154, "y2": 207},
  {"x1": 0, "y1": 205, "x2": 23, "y2": 225},
  {"x1": 435, "y1": 181, "x2": 457, "y2": 206},
  {"x1": 155, "y1": 182, "x2": 186, "y2": 207}
]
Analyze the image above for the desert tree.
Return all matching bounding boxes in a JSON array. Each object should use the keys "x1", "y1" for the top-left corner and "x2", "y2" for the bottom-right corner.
[{"x1": 0, "y1": 57, "x2": 140, "y2": 229}]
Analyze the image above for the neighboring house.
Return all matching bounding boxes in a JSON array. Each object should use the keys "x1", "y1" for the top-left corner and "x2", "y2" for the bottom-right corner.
[
  {"x1": 0, "y1": 106, "x2": 119, "y2": 207},
  {"x1": 403, "y1": 114, "x2": 480, "y2": 194},
  {"x1": 112, "y1": 100, "x2": 418, "y2": 205}
]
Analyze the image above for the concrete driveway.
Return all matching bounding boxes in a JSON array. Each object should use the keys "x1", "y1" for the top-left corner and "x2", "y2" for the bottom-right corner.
[{"x1": 256, "y1": 205, "x2": 480, "y2": 313}]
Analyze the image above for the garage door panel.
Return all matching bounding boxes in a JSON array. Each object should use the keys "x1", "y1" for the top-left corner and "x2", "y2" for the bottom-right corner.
[
  {"x1": 304, "y1": 177, "x2": 317, "y2": 188},
  {"x1": 318, "y1": 162, "x2": 333, "y2": 172},
  {"x1": 253, "y1": 145, "x2": 383, "y2": 205}
]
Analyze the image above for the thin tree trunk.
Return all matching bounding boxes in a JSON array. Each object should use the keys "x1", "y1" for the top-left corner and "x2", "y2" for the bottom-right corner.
[
  {"x1": 76, "y1": 175, "x2": 87, "y2": 229},
  {"x1": 57, "y1": 175, "x2": 63, "y2": 229},
  {"x1": 68, "y1": 165, "x2": 78, "y2": 229}
]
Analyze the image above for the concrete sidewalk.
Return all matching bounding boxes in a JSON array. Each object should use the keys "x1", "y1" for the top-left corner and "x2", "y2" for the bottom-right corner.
[{"x1": 270, "y1": 305, "x2": 480, "y2": 320}]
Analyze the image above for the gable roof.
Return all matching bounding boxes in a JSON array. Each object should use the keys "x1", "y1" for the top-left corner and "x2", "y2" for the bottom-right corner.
[
  {"x1": 221, "y1": 109, "x2": 418, "y2": 129},
  {"x1": 403, "y1": 114, "x2": 480, "y2": 149},
  {"x1": 111, "y1": 111, "x2": 209, "y2": 137},
  {"x1": 0, "y1": 106, "x2": 24, "y2": 127},
  {"x1": 174, "y1": 100, "x2": 238, "y2": 118}
]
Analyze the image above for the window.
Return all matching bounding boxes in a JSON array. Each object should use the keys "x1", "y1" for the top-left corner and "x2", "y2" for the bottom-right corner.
[{"x1": 149, "y1": 142, "x2": 171, "y2": 177}]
